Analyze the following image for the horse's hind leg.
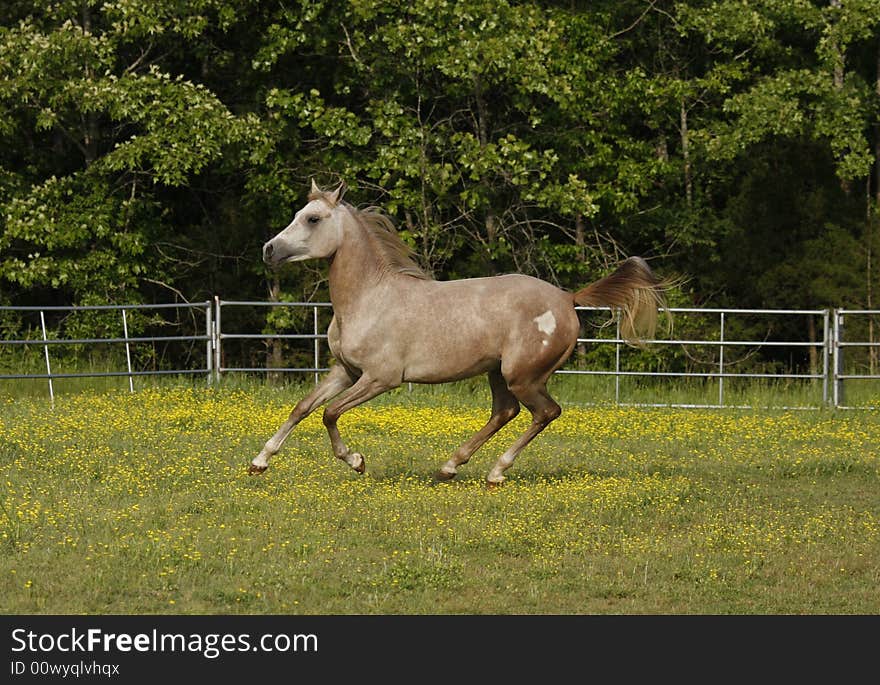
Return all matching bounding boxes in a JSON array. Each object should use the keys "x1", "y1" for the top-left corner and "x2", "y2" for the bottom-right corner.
[
  {"x1": 436, "y1": 369, "x2": 520, "y2": 481},
  {"x1": 486, "y1": 383, "x2": 561, "y2": 486},
  {"x1": 250, "y1": 364, "x2": 355, "y2": 474}
]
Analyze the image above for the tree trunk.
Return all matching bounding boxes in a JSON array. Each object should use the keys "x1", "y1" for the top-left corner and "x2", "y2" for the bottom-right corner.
[
  {"x1": 575, "y1": 213, "x2": 586, "y2": 259},
  {"x1": 830, "y1": 0, "x2": 845, "y2": 90},
  {"x1": 830, "y1": 0, "x2": 850, "y2": 195},
  {"x1": 267, "y1": 277, "x2": 283, "y2": 386},
  {"x1": 807, "y1": 314, "x2": 818, "y2": 377},
  {"x1": 575, "y1": 214, "x2": 587, "y2": 367},
  {"x1": 680, "y1": 98, "x2": 692, "y2": 207},
  {"x1": 81, "y1": 4, "x2": 99, "y2": 165},
  {"x1": 474, "y1": 73, "x2": 498, "y2": 273},
  {"x1": 869, "y1": 36, "x2": 880, "y2": 374}
]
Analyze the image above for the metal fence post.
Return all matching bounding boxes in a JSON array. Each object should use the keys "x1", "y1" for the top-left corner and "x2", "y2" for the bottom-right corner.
[
  {"x1": 206, "y1": 301, "x2": 214, "y2": 386},
  {"x1": 121, "y1": 308, "x2": 134, "y2": 392},
  {"x1": 614, "y1": 317, "x2": 621, "y2": 404},
  {"x1": 719, "y1": 311, "x2": 725, "y2": 406},
  {"x1": 833, "y1": 310, "x2": 844, "y2": 407},
  {"x1": 39, "y1": 310, "x2": 54, "y2": 404},
  {"x1": 313, "y1": 305, "x2": 320, "y2": 385},
  {"x1": 214, "y1": 296, "x2": 222, "y2": 382},
  {"x1": 822, "y1": 310, "x2": 830, "y2": 406}
]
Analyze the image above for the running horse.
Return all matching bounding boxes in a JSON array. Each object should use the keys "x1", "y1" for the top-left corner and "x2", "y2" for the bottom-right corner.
[{"x1": 252, "y1": 181, "x2": 667, "y2": 486}]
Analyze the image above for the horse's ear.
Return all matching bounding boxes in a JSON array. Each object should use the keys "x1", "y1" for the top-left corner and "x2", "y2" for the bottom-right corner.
[
  {"x1": 310, "y1": 178, "x2": 321, "y2": 196},
  {"x1": 328, "y1": 181, "x2": 347, "y2": 206}
]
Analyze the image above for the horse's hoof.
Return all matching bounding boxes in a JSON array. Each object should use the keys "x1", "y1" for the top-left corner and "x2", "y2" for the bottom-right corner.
[
  {"x1": 353, "y1": 454, "x2": 366, "y2": 474},
  {"x1": 434, "y1": 470, "x2": 456, "y2": 481},
  {"x1": 248, "y1": 464, "x2": 268, "y2": 475},
  {"x1": 485, "y1": 480, "x2": 503, "y2": 490}
]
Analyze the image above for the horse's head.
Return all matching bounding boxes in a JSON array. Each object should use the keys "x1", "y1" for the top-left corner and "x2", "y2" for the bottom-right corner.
[{"x1": 263, "y1": 180, "x2": 348, "y2": 266}]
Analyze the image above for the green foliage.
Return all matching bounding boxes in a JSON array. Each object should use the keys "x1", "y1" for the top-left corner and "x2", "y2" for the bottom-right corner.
[
  {"x1": 0, "y1": 174, "x2": 152, "y2": 298},
  {"x1": 0, "y1": 1, "x2": 268, "y2": 309},
  {"x1": 0, "y1": 0, "x2": 878, "y2": 349}
]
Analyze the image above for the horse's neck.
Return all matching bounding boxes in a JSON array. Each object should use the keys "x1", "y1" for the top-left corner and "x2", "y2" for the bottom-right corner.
[{"x1": 328, "y1": 220, "x2": 386, "y2": 314}]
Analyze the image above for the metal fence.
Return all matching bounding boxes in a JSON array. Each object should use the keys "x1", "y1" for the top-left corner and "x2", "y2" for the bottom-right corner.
[
  {"x1": 563, "y1": 306, "x2": 831, "y2": 408},
  {"x1": 213, "y1": 298, "x2": 329, "y2": 383},
  {"x1": 0, "y1": 302, "x2": 213, "y2": 402},
  {"x1": 834, "y1": 309, "x2": 880, "y2": 408},
  {"x1": 2, "y1": 300, "x2": 877, "y2": 408}
]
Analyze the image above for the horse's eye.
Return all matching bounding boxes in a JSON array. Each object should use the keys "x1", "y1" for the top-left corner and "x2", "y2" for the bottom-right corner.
[{"x1": 307, "y1": 215, "x2": 321, "y2": 225}]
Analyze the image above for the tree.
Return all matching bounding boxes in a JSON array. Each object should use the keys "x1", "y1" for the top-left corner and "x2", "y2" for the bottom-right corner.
[
  {"x1": 0, "y1": 1, "x2": 267, "y2": 305},
  {"x1": 679, "y1": 0, "x2": 880, "y2": 306},
  {"x1": 2, "y1": 0, "x2": 879, "y2": 378}
]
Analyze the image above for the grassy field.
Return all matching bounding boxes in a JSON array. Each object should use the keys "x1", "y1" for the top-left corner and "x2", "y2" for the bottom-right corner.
[{"x1": 1, "y1": 379, "x2": 878, "y2": 614}]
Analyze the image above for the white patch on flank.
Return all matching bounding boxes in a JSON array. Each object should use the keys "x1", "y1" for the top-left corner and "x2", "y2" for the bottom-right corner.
[{"x1": 533, "y1": 310, "x2": 556, "y2": 336}]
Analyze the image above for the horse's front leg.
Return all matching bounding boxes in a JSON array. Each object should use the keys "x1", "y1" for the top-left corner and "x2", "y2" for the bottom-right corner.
[
  {"x1": 250, "y1": 364, "x2": 355, "y2": 474},
  {"x1": 322, "y1": 374, "x2": 396, "y2": 474}
]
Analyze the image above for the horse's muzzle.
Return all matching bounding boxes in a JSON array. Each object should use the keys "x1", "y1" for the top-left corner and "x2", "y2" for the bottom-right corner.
[
  {"x1": 263, "y1": 239, "x2": 309, "y2": 266},
  {"x1": 262, "y1": 241, "x2": 275, "y2": 265}
]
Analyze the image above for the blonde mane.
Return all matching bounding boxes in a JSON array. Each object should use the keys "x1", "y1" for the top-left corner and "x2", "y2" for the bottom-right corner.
[
  {"x1": 309, "y1": 188, "x2": 431, "y2": 280},
  {"x1": 354, "y1": 207, "x2": 432, "y2": 280}
]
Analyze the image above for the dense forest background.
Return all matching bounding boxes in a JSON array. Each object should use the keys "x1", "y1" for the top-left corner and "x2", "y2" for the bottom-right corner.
[{"x1": 1, "y1": 1, "x2": 879, "y2": 373}]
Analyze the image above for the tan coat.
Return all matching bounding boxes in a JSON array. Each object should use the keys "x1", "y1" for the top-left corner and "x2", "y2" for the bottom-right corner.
[{"x1": 253, "y1": 182, "x2": 666, "y2": 485}]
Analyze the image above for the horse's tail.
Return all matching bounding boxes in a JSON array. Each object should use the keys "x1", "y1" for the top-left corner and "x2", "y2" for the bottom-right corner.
[{"x1": 573, "y1": 256, "x2": 669, "y2": 346}]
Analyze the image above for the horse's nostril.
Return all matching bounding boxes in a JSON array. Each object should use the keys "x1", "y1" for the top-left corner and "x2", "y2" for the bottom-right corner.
[{"x1": 263, "y1": 242, "x2": 274, "y2": 262}]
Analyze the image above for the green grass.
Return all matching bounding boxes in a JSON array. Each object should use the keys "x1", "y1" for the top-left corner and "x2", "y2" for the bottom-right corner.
[
  {"x1": 4, "y1": 359, "x2": 878, "y2": 408},
  {"x1": 1, "y1": 380, "x2": 878, "y2": 614}
]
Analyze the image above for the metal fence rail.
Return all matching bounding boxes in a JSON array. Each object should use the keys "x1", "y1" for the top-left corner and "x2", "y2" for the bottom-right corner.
[
  {"x1": 2, "y1": 300, "x2": 877, "y2": 408},
  {"x1": 0, "y1": 302, "x2": 213, "y2": 402},
  {"x1": 214, "y1": 298, "x2": 330, "y2": 384},
  {"x1": 564, "y1": 306, "x2": 830, "y2": 408},
  {"x1": 833, "y1": 309, "x2": 880, "y2": 408}
]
